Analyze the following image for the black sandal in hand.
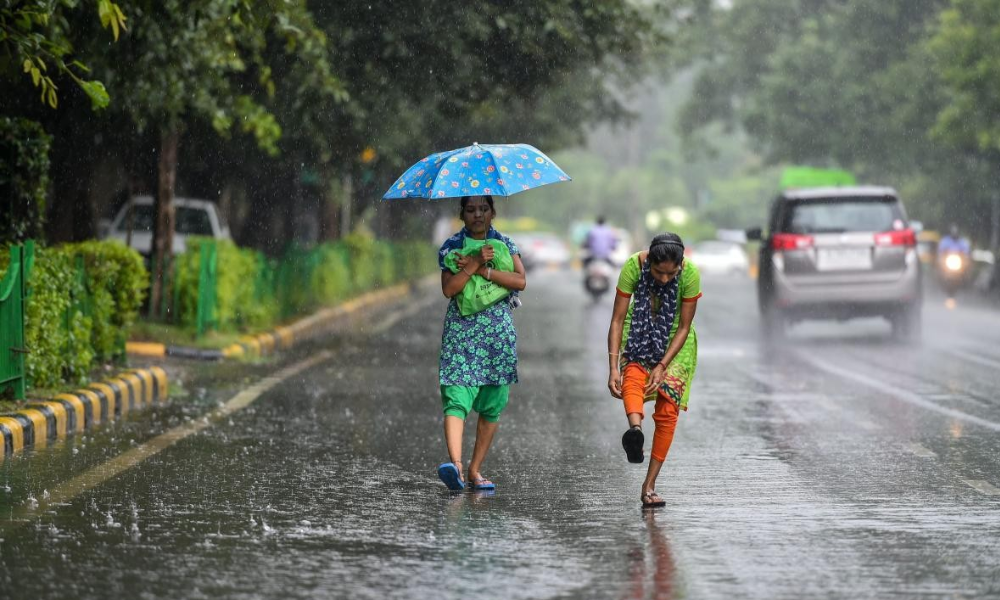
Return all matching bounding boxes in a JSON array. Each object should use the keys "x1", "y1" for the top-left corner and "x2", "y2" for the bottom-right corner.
[{"x1": 622, "y1": 425, "x2": 644, "y2": 463}]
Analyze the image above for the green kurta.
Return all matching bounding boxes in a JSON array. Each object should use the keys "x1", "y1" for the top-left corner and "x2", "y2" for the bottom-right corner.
[{"x1": 616, "y1": 253, "x2": 702, "y2": 409}]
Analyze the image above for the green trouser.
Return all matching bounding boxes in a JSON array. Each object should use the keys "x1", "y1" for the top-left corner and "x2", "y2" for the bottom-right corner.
[{"x1": 440, "y1": 384, "x2": 510, "y2": 422}]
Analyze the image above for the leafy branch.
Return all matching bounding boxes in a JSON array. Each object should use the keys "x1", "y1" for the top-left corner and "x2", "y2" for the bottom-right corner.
[{"x1": 1, "y1": 0, "x2": 126, "y2": 109}]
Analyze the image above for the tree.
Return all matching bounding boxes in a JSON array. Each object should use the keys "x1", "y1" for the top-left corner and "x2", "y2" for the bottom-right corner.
[
  {"x1": 96, "y1": 0, "x2": 344, "y2": 315},
  {"x1": 217, "y1": 0, "x2": 668, "y2": 247}
]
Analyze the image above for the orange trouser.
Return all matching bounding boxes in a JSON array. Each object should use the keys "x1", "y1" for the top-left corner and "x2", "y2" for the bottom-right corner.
[{"x1": 621, "y1": 363, "x2": 679, "y2": 463}]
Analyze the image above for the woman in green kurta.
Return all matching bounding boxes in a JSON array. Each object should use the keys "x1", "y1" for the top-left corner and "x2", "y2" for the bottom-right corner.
[
  {"x1": 607, "y1": 233, "x2": 701, "y2": 507},
  {"x1": 436, "y1": 195, "x2": 526, "y2": 492}
]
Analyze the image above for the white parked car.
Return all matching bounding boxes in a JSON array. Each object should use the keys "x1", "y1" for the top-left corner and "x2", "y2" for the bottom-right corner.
[
  {"x1": 690, "y1": 240, "x2": 750, "y2": 276},
  {"x1": 102, "y1": 195, "x2": 231, "y2": 256}
]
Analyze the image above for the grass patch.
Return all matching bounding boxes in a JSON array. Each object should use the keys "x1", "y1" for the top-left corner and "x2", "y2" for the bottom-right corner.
[{"x1": 130, "y1": 321, "x2": 245, "y2": 349}]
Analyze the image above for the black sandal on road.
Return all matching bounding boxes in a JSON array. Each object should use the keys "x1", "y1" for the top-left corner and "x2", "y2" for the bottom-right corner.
[
  {"x1": 622, "y1": 426, "x2": 644, "y2": 464},
  {"x1": 641, "y1": 491, "x2": 666, "y2": 508}
]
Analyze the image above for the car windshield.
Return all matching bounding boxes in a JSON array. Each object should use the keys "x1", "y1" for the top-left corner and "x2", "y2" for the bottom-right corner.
[
  {"x1": 115, "y1": 204, "x2": 213, "y2": 235},
  {"x1": 782, "y1": 198, "x2": 902, "y2": 234}
]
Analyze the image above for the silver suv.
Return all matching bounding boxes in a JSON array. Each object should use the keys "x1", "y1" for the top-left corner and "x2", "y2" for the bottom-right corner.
[{"x1": 749, "y1": 186, "x2": 922, "y2": 338}]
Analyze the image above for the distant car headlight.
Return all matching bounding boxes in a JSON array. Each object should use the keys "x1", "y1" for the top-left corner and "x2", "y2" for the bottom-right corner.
[{"x1": 944, "y1": 254, "x2": 964, "y2": 271}]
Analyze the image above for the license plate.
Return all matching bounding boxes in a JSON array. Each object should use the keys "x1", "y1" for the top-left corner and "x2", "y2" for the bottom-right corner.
[{"x1": 816, "y1": 248, "x2": 872, "y2": 271}]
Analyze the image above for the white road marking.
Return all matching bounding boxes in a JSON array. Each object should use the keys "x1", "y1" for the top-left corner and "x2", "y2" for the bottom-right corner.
[
  {"x1": 962, "y1": 480, "x2": 1000, "y2": 496},
  {"x1": 798, "y1": 355, "x2": 1000, "y2": 433},
  {"x1": 903, "y1": 443, "x2": 937, "y2": 458},
  {"x1": 942, "y1": 346, "x2": 1000, "y2": 371}
]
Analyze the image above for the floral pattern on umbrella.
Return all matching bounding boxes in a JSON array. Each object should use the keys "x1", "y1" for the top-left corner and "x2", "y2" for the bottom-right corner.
[{"x1": 382, "y1": 143, "x2": 571, "y2": 200}]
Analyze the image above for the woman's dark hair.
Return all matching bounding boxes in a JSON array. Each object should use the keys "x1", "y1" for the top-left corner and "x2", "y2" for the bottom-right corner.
[
  {"x1": 459, "y1": 195, "x2": 495, "y2": 216},
  {"x1": 648, "y1": 232, "x2": 685, "y2": 265}
]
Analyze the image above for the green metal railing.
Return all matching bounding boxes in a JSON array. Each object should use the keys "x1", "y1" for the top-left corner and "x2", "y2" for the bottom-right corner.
[
  {"x1": 0, "y1": 242, "x2": 34, "y2": 400},
  {"x1": 172, "y1": 239, "x2": 437, "y2": 336}
]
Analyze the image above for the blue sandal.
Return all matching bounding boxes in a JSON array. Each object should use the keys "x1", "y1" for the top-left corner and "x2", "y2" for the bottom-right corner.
[
  {"x1": 471, "y1": 477, "x2": 496, "y2": 491},
  {"x1": 437, "y1": 462, "x2": 465, "y2": 491}
]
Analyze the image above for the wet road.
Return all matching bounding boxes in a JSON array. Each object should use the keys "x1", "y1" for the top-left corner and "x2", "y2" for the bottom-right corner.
[{"x1": 2, "y1": 271, "x2": 1000, "y2": 599}]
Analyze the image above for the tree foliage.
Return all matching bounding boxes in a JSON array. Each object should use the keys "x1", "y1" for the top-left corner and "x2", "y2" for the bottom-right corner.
[
  {"x1": 99, "y1": 0, "x2": 343, "y2": 154},
  {"x1": 928, "y1": 0, "x2": 1000, "y2": 155},
  {"x1": 0, "y1": 116, "x2": 51, "y2": 242},
  {"x1": 0, "y1": 0, "x2": 125, "y2": 109},
  {"x1": 0, "y1": 0, "x2": 675, "y2": 251},
  {"x1": 679, "y1": 0, "x2": 1000, "y2": 242}
]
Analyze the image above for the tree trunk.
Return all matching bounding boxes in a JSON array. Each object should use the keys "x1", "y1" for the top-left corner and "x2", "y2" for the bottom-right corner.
[
  {"x1": 318, "y1": 167, "x2": 340, "y2": 241},
  {"x1": 340, "y1": 173, "x2": 353, "y2": 238},
  {"x1": 149, "y1": 128, "x2": 180, "y2": 319},
  {"x1": 285, "y1": 158, "x2": 302, "y2": 247}
]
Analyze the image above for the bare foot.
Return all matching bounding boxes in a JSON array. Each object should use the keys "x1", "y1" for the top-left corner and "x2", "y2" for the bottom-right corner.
[{"x1": 641, "y1": 490, "x2": 666, "y2": 508}]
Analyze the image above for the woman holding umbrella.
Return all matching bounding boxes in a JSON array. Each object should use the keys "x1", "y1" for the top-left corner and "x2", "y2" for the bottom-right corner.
[
  {"x1": 436, "y1": 195, "x2": 526, "y2": 491},
  {"x1": 607, "y1": 232, "x2": 701, "y2": 508},
  {"x1": 382, "y1": 142, "x2": 568, "y2": 491}
]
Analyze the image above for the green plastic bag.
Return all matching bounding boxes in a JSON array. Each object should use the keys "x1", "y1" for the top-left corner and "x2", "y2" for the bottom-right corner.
[{"x1": 443, "y1": 238, "x2": 513, "y2": 316}]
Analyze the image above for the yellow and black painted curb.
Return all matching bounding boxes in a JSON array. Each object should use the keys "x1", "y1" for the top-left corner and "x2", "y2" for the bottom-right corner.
[
  {"x1": 0, "y1": 367, "x2": 168, "y2": 460},
  {"x1": 127, "y1": 282, "x2": 417, "y2": 362}
]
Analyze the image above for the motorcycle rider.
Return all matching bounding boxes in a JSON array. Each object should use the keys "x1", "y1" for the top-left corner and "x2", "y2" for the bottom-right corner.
[
  {"x1": 938, "y1": 223, "x2": 971, "y2": 257},
  {"x1": 937, "y1": 223, "x2": 972, "y2": 297},
  {"x1": 583, "y1": 216, "x2": 619, "y2": 267}
]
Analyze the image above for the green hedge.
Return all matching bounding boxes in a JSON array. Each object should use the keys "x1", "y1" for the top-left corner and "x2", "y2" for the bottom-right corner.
[
  {"x1": 174, "y1": 238, "x2": 278, "y2": 331},
  {"x1": 0, "y1": 240, "x2": 148, "y2": 391},
  {"x1": 173, "y1": 233, "x2": 438, "y2": 335},
  {"x1": 69, "y1": 241, "x2": 149, "y2": 360}
]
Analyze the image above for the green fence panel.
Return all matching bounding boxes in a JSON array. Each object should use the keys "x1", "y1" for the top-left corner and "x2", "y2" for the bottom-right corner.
[
  {"x1": 196, "y1": 240, "x2": 218, "y2": 338},
  {"x1": 0, "y1": 242, "x2": 33, "y2": 400}
]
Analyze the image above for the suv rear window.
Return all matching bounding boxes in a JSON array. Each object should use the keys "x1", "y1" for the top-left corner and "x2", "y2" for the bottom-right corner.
[{"x1": 780, "y1": 197, "x2": 903, "y2": 234}]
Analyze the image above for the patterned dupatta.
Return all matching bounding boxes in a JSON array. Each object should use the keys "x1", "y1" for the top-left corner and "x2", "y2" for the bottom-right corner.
[{"x1": 622, "y1": 256, "x2": 681, "y2": 367}]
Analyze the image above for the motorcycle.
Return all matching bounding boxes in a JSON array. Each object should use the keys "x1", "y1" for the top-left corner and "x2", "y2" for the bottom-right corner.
[
  {"x1": 938, "y1": 251, "x2": 970, "y2": 297},
  {"x1": 583, "y1": 256, "x2": 615, "y2": 301}
]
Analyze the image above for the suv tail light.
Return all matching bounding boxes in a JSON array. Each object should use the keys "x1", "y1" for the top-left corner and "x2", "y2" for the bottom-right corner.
[
  {"x1": 772, "y1": 233, "x2": 814, "y2": 251},
  {"x1": 874, "y1": 229, "x2": 916, "y2": 247}
]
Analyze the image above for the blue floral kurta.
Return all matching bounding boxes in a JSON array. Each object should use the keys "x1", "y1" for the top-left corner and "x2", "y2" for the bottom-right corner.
[{"x1": 438, "y1": 228, "x2": 519, "y2": 386}]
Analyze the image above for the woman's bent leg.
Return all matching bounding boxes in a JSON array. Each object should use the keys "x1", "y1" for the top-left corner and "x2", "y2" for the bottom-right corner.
[
  {"x1": 621, "y1": 363, "x2": 649, "y2": 426},
  {"x1": 620, "y1": 364, "x2": 650, "y2": 462}
]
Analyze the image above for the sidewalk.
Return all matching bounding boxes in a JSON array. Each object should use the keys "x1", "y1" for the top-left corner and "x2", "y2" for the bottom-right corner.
[{"x1": 1, "y1": 278, "x2": 434, "y2": 460}]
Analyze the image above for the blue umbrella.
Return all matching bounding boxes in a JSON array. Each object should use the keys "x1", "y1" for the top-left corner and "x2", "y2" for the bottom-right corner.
[{"x1": 382, "y1": 143, "x2": 571, "y2": 200}]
